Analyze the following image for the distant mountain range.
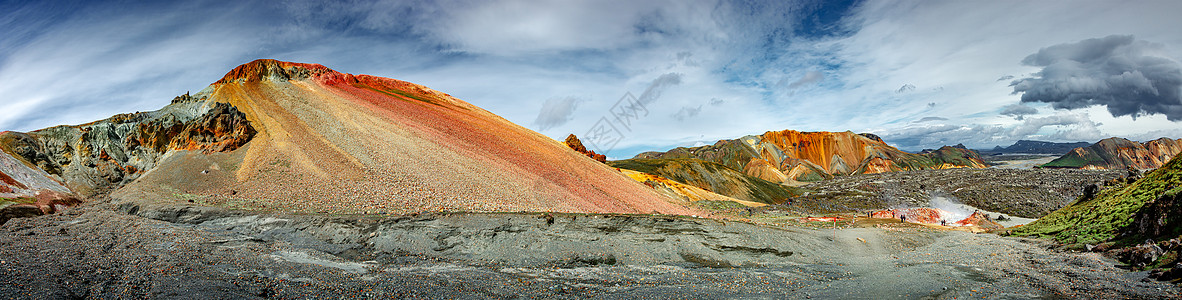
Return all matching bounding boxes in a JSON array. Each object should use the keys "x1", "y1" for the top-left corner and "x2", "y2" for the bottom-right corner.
[
  {"x1": 630, "y1": 130, "x2": 985, "y2": 184},
  {"x1": 981, "y1": 140, "x2": 1092, "y2": 155}
]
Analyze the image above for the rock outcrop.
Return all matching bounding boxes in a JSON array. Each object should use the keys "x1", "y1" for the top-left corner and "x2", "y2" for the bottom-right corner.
[
  {"x1": 0, "y1": 94, "x2": 255, "y2": 197},
  {"x1": 562, "y1": 134, "x2": 606, "y2": 163},
  {"x1": 0, "y1": 190, "x2": 82, "y2": 224},
  {"x1": 635, "y1": 130, "x2": 986, "y2": 184},
  {"x1": 1040, "y1": 137, "x2": 1182, "y2": 170}
]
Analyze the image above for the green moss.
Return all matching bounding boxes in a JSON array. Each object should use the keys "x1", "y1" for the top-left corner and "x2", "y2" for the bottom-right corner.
[
  {"x1": 1150, "y1": 251, "x2": 1179, "y2": 270},
  {"x1": 0, "y1": 197, "x2": 36, "y2": 211},
  {"x1": 1040, "y1": 148, "x2": 1110, "y2": 168},
  {"x1": 1013, "y1": 155, "x2": 1182, "y2": 244},
  {"x1": 795, "y1": 171, "x2": 826, "y2": 182},
  {"x1": 923, "y1": 147, "x2": 982, "y2": 167},
  {"x1": 0, "y1": 197, "x2": 35, "y2": 204}
]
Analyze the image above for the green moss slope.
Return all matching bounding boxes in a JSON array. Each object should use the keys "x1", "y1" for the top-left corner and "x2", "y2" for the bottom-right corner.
[{"x1": 1013, "y1": 155, "x2": 1182, "y2": 244}]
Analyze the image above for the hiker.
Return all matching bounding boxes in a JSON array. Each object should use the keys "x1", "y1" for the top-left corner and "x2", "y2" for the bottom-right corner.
[{"x1": 941, "y1": 219, "x2": 946, "y2": 226}]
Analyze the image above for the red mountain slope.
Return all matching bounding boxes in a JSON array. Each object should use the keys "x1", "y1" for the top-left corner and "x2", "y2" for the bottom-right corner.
[{"x1": 7, "y1": 59, "x2": 698, "y2": 215}]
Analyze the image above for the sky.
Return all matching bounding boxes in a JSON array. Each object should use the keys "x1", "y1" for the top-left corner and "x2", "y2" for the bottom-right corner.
[{"x1": 2, "y1": 0, "x2": 1181, "y2": 158}]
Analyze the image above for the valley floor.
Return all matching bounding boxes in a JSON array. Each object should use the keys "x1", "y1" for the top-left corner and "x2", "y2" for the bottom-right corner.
[{"x1": 0, "y1": 202, "x2": 1176, "y2": 299}]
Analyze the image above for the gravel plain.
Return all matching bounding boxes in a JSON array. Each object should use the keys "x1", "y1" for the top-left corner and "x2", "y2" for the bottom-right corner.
[{"x1": 0, "y1": 200, "x2": 1176, "y2": 299}]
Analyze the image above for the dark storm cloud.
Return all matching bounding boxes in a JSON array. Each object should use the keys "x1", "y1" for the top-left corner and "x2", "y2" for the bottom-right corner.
[
  {"x1": 912, "y1": 116, "x2": 948, "y2": 123},
  {"x1": 1000, "y1": 104, "x2": 1038, "y2": 120},
  {"x1": 1010, "y1": 35, "x2": 1182, "y2": 121}
]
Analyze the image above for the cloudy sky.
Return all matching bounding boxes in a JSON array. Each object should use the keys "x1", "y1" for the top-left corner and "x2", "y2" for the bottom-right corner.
[{"x1": 3, "y1": 0, "x2": 1181, "y2": 157}]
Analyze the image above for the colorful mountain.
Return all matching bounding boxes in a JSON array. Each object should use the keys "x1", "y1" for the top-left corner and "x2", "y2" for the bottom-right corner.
[
  {"x1": 608, "y1": 158, "x2": 802, "y2": 204},
  {"x1": 1040, "y1": 137, "x2": 1182, "y2": 170},
  {"x1": 0, "y1": 59, "x2": 699, "y2": 215},
  {"x1": 634, "y1": 130, "x2": 986, "y2": 184},
  {"x1": 615, "y1": 168, "x2": 767, "y2": 208}
]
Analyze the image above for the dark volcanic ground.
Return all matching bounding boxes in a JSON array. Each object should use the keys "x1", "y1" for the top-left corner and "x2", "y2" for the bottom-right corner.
[
  {"x1": 0, "y1": 200, "x2": 1176, "y2": 299},
  {"x1": 785, "y1": 168, "x2": 1126, "y2": 218}
]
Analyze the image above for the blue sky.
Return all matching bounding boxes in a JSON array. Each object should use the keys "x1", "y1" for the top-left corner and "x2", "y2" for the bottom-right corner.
[{"x1": 3, "y1": 0, "x2": 1182, "y2": 157}]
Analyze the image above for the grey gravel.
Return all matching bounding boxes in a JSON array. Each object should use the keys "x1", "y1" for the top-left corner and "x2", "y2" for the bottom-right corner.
[{"x1": 0, "y1": 201, "x2": 1176, "y2": 299}]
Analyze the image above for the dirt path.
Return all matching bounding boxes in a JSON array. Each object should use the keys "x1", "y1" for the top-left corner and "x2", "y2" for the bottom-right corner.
[{"x1": 0, "y1": 203, "x2": 1176, "y2": 299}]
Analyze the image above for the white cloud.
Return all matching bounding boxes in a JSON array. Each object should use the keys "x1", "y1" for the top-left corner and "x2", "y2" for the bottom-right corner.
[
  {"x1": 778, "y1": 0, "x2": 1182, "y2": 150},
  {"x1": 431, "y1": 0, "x2": 659, "y2": 54},
  {"x1": 879, "y1": 112, "x2": 1106, "y2": 150},
  {"x1": 3, "y1": 0, "x2": 1182, "y2": 157},
  {"x1": 672, "y1": 105, "x2": 702, "y2": 121},
  {"x1": 784, "y1": 70, "x2": 824, "y2": 89},
  {"x1": 913, "y1": 116, "x2": 948, "y2": 123},
  {"x1": 0, "y1": 1, "x2": 268, "y2": 131},
  {"x1": 534, "y1": 96, "x2": 584, "y2": 131}
]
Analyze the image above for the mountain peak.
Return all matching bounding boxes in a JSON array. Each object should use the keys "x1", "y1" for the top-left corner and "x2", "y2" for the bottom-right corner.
[{"x1": 215, "y1": 59, "x2": 339, "y2": 84}]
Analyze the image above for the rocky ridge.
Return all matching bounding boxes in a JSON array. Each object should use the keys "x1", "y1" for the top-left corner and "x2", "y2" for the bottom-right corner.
[
  {"x1": 635, "y1": 130, "x2": 986, "y2": 184},
  {"x1": 561, "y1": 134, "x2": 605, "y2": 163},
  {"x1": 982, "y1": 140, "x2": 1092, "y2": 155},
  {"x1": 0, "y1": 94, "x2": 255, "y2": 198},
  {"x1": 1041, "y1": 137, "x2": 1182, "y2": 170}
]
